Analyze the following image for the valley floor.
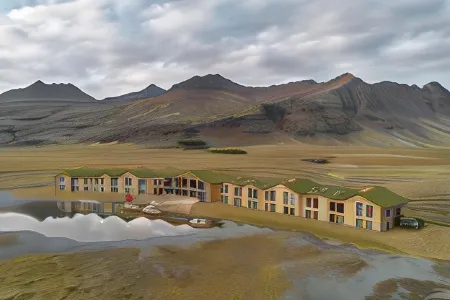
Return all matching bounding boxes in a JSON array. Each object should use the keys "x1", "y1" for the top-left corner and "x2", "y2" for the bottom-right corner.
[{"x1": 2, "y1": 143, "x2": 450, "y2": 260}]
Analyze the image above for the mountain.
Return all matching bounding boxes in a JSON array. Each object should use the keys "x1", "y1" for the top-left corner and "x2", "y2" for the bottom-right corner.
[
  {"x1": 102, "y1": 84, "x2": 166, "y2": 102},
  {"x1": 170, "y1": 74, "x2": 245, "y2": 90},
  {"x1": 1, "y1": 73, "x2": 450, "y2": 148},
  {"x1": 0, "y1": 80, "x2": 96, "y2": 103}
]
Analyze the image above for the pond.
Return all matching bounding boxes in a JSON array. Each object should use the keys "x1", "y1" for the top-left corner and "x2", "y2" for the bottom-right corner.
[{"x1": 0, "y1": 191, "x2": 449, "y2": 299}]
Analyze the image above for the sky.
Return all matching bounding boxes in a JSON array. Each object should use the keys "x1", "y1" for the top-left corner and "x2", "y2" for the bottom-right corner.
[{"x1": 0, "y1": 0, "x2": 449, "y2": 99}]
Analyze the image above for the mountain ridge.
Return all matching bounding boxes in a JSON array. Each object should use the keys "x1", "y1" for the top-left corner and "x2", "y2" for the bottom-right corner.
[{"x1": 1, "y1": 73, "x2": 450, "y2": 148}]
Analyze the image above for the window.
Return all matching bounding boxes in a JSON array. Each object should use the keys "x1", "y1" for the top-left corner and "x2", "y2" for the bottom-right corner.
[
  {"x1": 395, "y1": 208, "x2": 401, "y2": 216},
  {"x1": 265, "y1": 203, "x2": 269, "y2": 211},
  {"x1": 111, "y1": 178, "x2": 118, "y2": 192},
  {"x1": 356, "y1": 219, "x2": 363, "y2": 228},
  {"x1": 252, "y1": 201, "x2": 258, "y2": 210},
  {"x1": 313, "y1": 211, "x2": 318, "y2": 220},
  {"x1": 283, "y1": 206, "x2": 289, "y2": 214},
  {"x1": 100, "y1": 187, "x2": 104, "y2": 192},
  {"x1": 283, "y1": 192, "x2": 288, "y2": 205},
  {"x1": 329, "y1": 214, "x2": 335, "y2": 222},
  {"x1": 337, "y1": 203, "x2": 345, "y2": 213},
  {"x1": 356, "y1": 202, "x2": 363, "y2": 216},
  {"x1": 153, "y1": 179, "x2": 158, "y2": 186},
  {"x1": 386, "y1": 209, "x2": 391, "y2": 217},
  {"x1": 59, "y1": 185, "x2": 65, "y2": 190},
  {"x1": 100, "y1": 178, "x2": 104, "y2": 185},
  {"x1": 306, "y1": 198, "x2": 312, "y2": 208},
  {"x1": 224, "y1": 184, "x2": 228, "y2": 193},
  {"x1": 313, "y1": 198, "x2": 319, "y2": 209},
  {"x1": 270, "y1": 191, "x2": 276, "y2": 201},
  {"x1": 189, "y1": 179, "x2": 196, "y2": 189},
  {"x1": 329, "y1": 202, "x2": 336, "y2": 211},
  {"x1": 366, "y1": 205, "x2": 373, "y2": 218},
  {"x1": 253, "y1": 189, "x2": 258, "y2": 199},
  {"x1": 366, "y1": 221, "x2": 373, "y2": 230},
  {"x1": 124, "y1": 187, "x2": 130, "y2": 193},
  {"x1": 59, "y1": 177, "x2": 65, "y2": 183},
  {"x1": 270, "y1": 204, "x2": 276, "y2": 212},
  {"x1": 305, "y1": 210, "x2": 311, "y2": 218},
  {"x1": 248, "y1": 188, "x2": 253, "y2": 198},
  {"x1": 289, "y1": 207, "x2": 295, "y2": 215},
  {"x1": 95, "y1": 178, "x2": 99, "y2": 185},
  {"x1": 125, "y1": 177, "x2": 132, "y2": 186},
  {"x1": 84, "y1": 187, "x2": 89, "y2": 191},
  {"x1": 265, "y1": 191, "x2": 269, "y2": 201},
  {"x1": 290, "y1": 193, "x2": 295, "y2": 206},
  {"x1": 234, "y1": 187, "x2": 242, "y2": 196},
  {"x1": 233, "y1": 198, "x2": 241, "y2": 207},
  {"x1": 198, "y1": 181, "x2": 205, "y2": 190},
  {"x1": 221, "y1": 195, "x2": 229, "y2": 204},
  {"x1": 247, "y1": 200, "x2": 257, "y2": 209},
  {"x1": 336, "y1": 216, "x2": 344, "y2": 224},
  {"x1": 84, "y1": 178, "x2": 88, "y2": 185}
]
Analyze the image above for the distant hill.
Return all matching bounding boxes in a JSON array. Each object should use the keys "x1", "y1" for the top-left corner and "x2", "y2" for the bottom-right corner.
[
  {"x1": 170, "y1": 74, "x2": 246, "y2": 90},
  {"x1": 102, "y1": 84, "x2": 166, "y2": 102},
  {"x1": 1, "y1": 73, "x2": 450, "y2": 148},
  {"x1": 0, "y1": 80, "x2": 96, "y2": 103}
]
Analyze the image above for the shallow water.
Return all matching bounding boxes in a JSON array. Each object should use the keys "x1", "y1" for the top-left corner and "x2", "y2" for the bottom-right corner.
[{"x1": 0, "y1": 192, "x2": 449, "y2": 299}]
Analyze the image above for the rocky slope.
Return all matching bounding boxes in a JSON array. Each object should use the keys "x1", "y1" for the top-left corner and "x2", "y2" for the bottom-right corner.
[{"x1": 1, "y1": 74, "x2": 450, "y2": 148}]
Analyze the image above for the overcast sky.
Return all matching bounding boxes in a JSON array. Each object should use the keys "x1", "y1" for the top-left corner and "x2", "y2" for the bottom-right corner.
[{"x1": 0, "y1": 0, "x2": 449, "y2": 99}]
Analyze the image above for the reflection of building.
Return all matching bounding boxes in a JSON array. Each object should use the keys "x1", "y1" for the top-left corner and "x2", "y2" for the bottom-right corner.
[
  {"x1": 56, "y1": 200, "x2": 123, "y2": 217},
  {"x1": 55, "y1": 167, "x2": 409, "y2": 231}
]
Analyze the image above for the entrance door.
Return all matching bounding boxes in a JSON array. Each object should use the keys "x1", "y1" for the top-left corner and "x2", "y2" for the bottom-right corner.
[
  {"x1": 138, "y1": 179, "x2": 147, "y2": 194},
  {"x1": 386, "y1": 222, "x2": 390, "y2": 230}
]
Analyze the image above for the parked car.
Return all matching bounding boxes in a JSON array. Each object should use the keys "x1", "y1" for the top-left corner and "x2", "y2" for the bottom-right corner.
[{"x1": 399, "y1": 217, "x2": 421, "y2": 229}]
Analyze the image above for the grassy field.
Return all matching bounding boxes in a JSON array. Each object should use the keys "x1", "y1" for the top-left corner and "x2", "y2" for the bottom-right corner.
[{"x1": 1, "y1": 143, "x2": 450, "y2": 260}]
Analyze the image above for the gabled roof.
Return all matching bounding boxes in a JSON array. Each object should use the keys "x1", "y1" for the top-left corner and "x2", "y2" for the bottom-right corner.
[{"x1": 356, "y1": 186, "x2": 409, "y2": 208}]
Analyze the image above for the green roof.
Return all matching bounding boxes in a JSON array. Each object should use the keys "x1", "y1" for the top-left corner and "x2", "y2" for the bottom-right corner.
[
  {"x1": 228, "y1": 176, "x2": 284, "y2": 189},
  {"x1": 283, "y1": 178, "x2": 359, "y2": 200},
  {"x1": 187, "y1": 170, "x2": 235, "y2": 184},
  {"x1": 356, "y1": 186, "x2": 409, "y2": 208},
  {"x1": 62, "y1": 168, "x2": 128, "y2": 177},
  {"x1": 59, "y1": 167, "x2": 409, "y2": 207}
]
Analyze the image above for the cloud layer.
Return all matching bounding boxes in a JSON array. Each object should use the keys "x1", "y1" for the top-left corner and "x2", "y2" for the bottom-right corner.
[{"x1": 0, "y1": 0, "x2": 449, "y2": 99}]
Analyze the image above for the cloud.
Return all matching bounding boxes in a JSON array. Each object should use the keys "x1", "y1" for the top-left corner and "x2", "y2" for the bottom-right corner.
[{"x1": 0, "y1": 0, "x2": 449, "y2": 99}]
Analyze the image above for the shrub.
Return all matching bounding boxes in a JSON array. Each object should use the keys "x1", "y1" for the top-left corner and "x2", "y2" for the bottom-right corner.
[
  {"x1": 177, "y1": 138, "x2": 207, "y2": 147},
  {"x1": 207, "y1": 148, "x2": 247, "y2": 154}
]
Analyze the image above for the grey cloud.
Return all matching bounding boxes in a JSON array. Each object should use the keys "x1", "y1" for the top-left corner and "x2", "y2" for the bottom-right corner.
[{"x1": 0, "y1": 0, "x2": 449, "y2": 99}]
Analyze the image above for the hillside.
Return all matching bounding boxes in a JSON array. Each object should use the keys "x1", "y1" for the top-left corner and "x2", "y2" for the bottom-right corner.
[
  {"x1": 1, "y1": 74, "x2": 450, "y2": 148},
  {"x1": 102, "y1": 84, "x2": 166, "y2": 102}
]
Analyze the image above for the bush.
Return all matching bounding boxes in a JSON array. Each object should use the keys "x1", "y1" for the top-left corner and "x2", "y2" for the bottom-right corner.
[
  {"x1": 394, "y1": 215, "x2": 404, "y2": 226},
  {"x1": 207, "y1": 148, "x2": 248, "y2": 154},
  {"x1": 177, "y1": 138, "x2": 207, "y2": 147}
]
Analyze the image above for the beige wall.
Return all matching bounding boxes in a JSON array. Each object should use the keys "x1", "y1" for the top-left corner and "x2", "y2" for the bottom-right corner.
[
  {"x1": 55, "y1": 174, "x2": 70, "y2": 192},
  {"x1": 344, "y1": 196, "x2": 382, "y2": 231}
]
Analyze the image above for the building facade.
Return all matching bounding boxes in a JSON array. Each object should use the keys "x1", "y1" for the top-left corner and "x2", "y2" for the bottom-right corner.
[{"x1": 56, "y1": 167, "x2": 409, "y2": 232}]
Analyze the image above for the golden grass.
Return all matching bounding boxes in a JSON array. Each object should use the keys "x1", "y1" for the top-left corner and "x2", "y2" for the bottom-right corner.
[{"x1": 2, "y1": 144, "x2": 450, "y2": 260}]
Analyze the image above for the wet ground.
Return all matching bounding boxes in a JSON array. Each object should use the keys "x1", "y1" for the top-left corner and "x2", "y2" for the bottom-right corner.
[{"x1": 0, "y1": 192, "x2": 449, "y2": 299}]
